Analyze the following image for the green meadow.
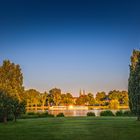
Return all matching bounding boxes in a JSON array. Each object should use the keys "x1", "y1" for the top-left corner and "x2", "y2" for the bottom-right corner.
[{"x1": 0, "y1": 117, "x2": 140, "y2": 140}]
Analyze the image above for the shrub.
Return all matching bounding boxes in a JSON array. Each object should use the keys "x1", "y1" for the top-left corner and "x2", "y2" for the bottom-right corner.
[
  {"x1": 37, "y1": 112, "x2": 54, "y2": 118},
  {"x1": 115, "y1": 110, "x2": 134, "y2": 117},
  {"x1": 37, "y1": 112, "x2": 46, "y2": 117},
  {"x1": 100, "y1": 110, "x2": 114, "y2": 116},
  {"x1": 27, "y1": 112, "x2": 36, "y2": 115},
  {"x1": 47, "y1": 114, "x2": 55, "y2": 117},
  {"x1": 87, "y1": 112, "x2": 95, "y2": 116},
  {"x1": 115, "y1": 110, "x2": 124, "y2": 116},
  {"x1": 20, "y1": 112, "x2": 54, "y2": 119},
  {"x1": 123, "y1": 111, "x2": 133, "y2": 117},
  {"x1": 56, "y1": 113, "x2": 65, "y2": 117},
  {"x1": 20, "y1": 114, "x2": 38, "y2": 119}
]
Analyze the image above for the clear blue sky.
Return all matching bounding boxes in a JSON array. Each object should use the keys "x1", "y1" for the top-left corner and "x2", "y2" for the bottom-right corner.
[{"x1": 0, "y1": 0, "x2": 140, "y2": 96}]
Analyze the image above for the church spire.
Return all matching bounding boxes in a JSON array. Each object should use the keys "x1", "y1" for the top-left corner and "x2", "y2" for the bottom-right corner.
[
  {"x1": 83, "y1": 90, "x2": 86, "y2": 95},
  {"x1": 79, "y1": 89, "x2": 82, "y2": 96}
]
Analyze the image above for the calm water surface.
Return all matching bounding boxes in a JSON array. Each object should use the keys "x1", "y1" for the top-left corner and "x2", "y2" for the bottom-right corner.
[{"x1": 48, "y1": 109, "x2": 129, "y2": 116}]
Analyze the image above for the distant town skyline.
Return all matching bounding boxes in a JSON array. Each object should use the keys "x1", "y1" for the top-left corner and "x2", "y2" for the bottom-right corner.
[{"x1": 0, "y1": 0, "x2": 140, "y2": 96}]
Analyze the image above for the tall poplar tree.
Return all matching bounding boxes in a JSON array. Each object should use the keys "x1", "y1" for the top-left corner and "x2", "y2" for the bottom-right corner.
[{"x1": 128, "y1": 50, "x2": 140, "y2": 120}]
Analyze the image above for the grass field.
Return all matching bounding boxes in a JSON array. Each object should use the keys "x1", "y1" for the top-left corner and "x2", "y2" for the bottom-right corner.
[{"x1": 0, "y1": 117, "x2": 140, "y2": 140}]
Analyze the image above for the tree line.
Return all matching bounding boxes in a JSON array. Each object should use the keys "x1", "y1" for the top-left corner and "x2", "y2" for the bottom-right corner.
[{"x1": 22, "y1": 88, "x2": 128, "y2": 109}]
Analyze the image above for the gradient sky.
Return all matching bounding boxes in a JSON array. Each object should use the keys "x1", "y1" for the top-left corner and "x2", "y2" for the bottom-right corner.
[{"x1": 0, "y1": 0, "x2": 140, "y2": 96}]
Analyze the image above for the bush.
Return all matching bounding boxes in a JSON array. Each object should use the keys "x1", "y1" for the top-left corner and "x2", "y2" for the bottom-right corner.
[
  {"x1": 47, "y1": 114, "x2": 55, "y2": 117},
  {"x1": 123, "y1": 111, "x2": 133, "y2": 117},
  {"x1": 20, "y1": 114, "x2": 38, "y2": 119},
  {"x1": 115, "y1": 110, "x2": 124, "y2": 116},
  {"x1": 56, "y1": 113, "x2": 65, "y2": 117},
  {"x1": 87, "y1": 112, "x2": 95, "y2": 116},
  {"x1": 20, "y1": 112, "x2": 54, "y2": 119},
  {"x1": 115, "y1": 110, "x2": 134, "y2": 117},
  {"x1": 100, "y1": 110, "x2": 114, "y2": 116},
  {"x1": 37, "y1": 112, "x2": 54, "y2": 118},
  {"x1": 27, "y1": 112, "x2": 36, "y2": 115}
]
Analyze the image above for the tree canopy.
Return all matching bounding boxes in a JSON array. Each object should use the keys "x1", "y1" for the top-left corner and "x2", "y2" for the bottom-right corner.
[{"x1": 0, "y1": 60, "x2": 24, "y2": 100}]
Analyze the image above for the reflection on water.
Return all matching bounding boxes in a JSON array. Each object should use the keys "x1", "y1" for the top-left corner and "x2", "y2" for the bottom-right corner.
[{"x1": 48, "y1": 109, "x2": 129, "y2": 117}]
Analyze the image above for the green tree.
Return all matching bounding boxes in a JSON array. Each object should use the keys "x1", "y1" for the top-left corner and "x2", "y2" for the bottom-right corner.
[
  {"x1": 108, "y1": 90, "x2": 128, "y2": 106},
  {"x1": 76, "y1": 95, "x2": 88, "y2": 105},
  {"x1": 40, "y1": 92, "x2": 48, "y2": 111},
  {"x1": 128, "y1": 50, "x2": 140, "y2": 120},
  {"x1": 49, "y1": 88, "x2": 61, "y2": 106},
  {"x1": 95, "y1": 92, "x2": 106, "y2": 105},
  {"x1": 118, "y1": 91, "x2": 129, "y2": 106},
  {"x1": 25, "y1": 89, "x2": 40, "y2": 110},
  {"x1": 108, "y1": 90, "x2": 120, "y2": 100},
  {"x1": 87, "y1": 93, "x2": 95, "y2": 105},
  {"x1": 0, "y1": 60, "x2": 24, "y2": 123},
  {"x1": 0, "y1": 60, "x2": 24, "y2": 100},
  {"x1": 61, "y1": 93, "x2": 73, "y2": 105}
]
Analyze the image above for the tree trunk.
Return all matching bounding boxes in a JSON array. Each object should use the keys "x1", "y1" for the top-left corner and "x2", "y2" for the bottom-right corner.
[
  {"x1": 14, "y1": 115, "x2": 17, "y2": 122},
  {"x1": 137, "y1": 107, "x2": 140, "y2": 121},
  {"x1": 42, "y1": 103, "x2": 45, "y2": 112},
  {"x1": 48, "y1": 102, "x2": 50, "y2": 110},
  {"x1": 3, "y1": 115, "x2": 7, "y2": 124},
  {"x1": 137, "y1": 113, "x2": 140, "y2": 121},
  {"x1": 35, "y1": 104, "x2": 37, "y2": 112}
]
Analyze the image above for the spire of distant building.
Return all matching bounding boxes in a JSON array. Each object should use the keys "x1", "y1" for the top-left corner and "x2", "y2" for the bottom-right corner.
[
  {"x1": 79, "y1": 89, "x2": 82, "y2": 96},
  {"x1": 83, "y1": 90, "x2": 86, "y2": 95}
]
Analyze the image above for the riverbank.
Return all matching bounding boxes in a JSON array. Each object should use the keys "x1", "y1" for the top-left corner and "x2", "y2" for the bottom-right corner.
[{"x1": 0, "y1": 117, "x2": 140, "y2": 140}]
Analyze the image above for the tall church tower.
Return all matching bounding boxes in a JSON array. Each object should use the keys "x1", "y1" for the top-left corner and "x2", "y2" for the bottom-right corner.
[
  {"x1": 83, "y1": 90, "x2": 86, "y2": 95},
  {"x1": 79, "y1": 89, "x2": 82, "y2": 96},
  {"x1": 79, "y1": 89, "x2": 86, "y2": 96}
]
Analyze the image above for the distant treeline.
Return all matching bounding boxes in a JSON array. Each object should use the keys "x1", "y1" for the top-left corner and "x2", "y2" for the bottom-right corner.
[{"x1": 22, "y1": 88, "x2": 128, "y2": 109}]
